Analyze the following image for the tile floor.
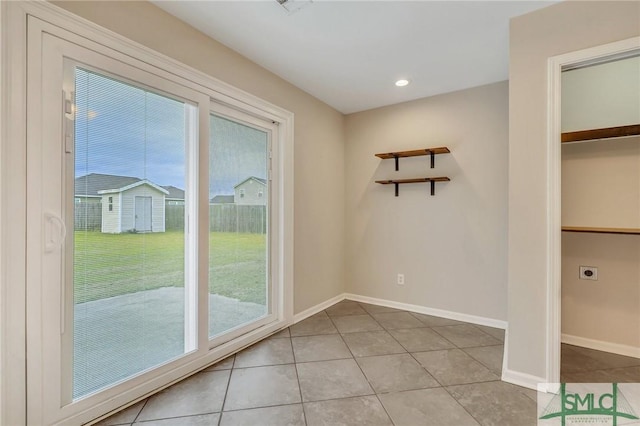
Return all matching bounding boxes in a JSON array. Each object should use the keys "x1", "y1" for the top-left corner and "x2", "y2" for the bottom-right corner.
[
  {"x1": 96, "y1": 300, "x2": 540, "y2": 426},
  {"x1": 561, "y1": 343, "x2": 640, "y2": 383}
]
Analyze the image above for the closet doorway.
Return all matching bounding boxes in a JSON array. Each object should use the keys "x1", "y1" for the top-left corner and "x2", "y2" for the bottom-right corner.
[
  {"x1": 545, "y1": 37, "x2": 640, "y2": 390},
  {"x1": 546, "y1": 37, "x2": 640, "y2": 383},
  {"x1": 557, "y1": 48, "x2": 640, "y2": 383}
]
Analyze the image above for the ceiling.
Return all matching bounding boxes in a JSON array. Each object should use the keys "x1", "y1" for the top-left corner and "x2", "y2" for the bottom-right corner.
[{"x1": 153, "y1": 1, "x2": 556, "y2": 114}]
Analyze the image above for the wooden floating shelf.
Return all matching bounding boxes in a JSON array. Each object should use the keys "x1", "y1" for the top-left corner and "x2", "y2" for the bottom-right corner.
[
  {"x1": 562, "y1": 226, "x2": 640, "y2": 235},
  {"x1": 561, "y1": 124, "x2": 640, "y2": 143},
  {"x1": 375, "y1": 147, "x2": 450, "y2": 159},
  {"x1": 375, "y1": 177, "x2": 450, "y2": 196},
  {"x1": 375, "y1": 147, "x2": 450, "y2": 169}
]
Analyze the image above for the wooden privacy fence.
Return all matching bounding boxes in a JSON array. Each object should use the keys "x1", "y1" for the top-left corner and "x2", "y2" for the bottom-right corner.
[
  {"x1": 165, "y1": 204, "x2": 267, "y2": 234},
  {"x1": 75, "y1": 202, "x2": 102, "y2": 231},
  {"x1": 75, "y1": 203, "x2": 266, "y2": 233},
  {"x1": 165, "y1": 204, "x2": 184, "y2": 231}
]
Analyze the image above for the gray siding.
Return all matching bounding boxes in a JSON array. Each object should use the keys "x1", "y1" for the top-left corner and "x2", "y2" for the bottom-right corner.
[{"x1": 235, "y1": 179, "x2": 267, "y2": 206}]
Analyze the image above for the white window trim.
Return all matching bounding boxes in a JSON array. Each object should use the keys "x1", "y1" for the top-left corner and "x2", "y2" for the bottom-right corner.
[{"x1": 1, "y1": 2, "x2": 294, "y2": 425}]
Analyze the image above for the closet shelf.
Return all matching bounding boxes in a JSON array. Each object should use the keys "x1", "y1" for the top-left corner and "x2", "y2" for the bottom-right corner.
[
  {"x1": 562, "y1": 226, "x2": 640, "y2": 235},
  {"x1": 375, "y1": 177, "x2": 450, "y2": 197},
  {"x1": 375, "y1": 147, "x2": 450, "y2": 170},
  {"x1": 561, "y1": 124, "x2": 640, "y2": 143}
]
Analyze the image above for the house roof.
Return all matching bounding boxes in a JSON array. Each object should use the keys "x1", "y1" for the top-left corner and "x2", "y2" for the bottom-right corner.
[
  {"x1": 75, "y1": 173, "x2": 174, "y2": 197},
  {"x1": 211, "y1": 195, "x2": 234, "y2": 204},
  {"x1": 234, "y1": 176, "x2": 267, "y2": 189},
  {"x1": 75, "y1": 173, "x2": 141, "y2": 197},
  {"x1": 98, "y1": 180, "x2": 169, "y2": 196},
  {"x1": 162, "y1": 185, "x2": 185, "y2": 200}
]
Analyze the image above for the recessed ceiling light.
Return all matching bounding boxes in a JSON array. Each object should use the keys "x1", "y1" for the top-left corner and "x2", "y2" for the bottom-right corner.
[{"x1": 395, "y1": 79, "x2": 410, "y2": 87}]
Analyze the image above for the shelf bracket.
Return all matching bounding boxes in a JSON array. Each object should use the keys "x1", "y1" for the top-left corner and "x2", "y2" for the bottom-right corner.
[
  {"x1": 429, "y1": 151, "x2": 435, "y2": 169},
  {"x1": 430, "y1": 180, "x2": 435, "y2": 196},
  {"x1": 394, "y1": 182, "x2": 399, "y2": 197},
  {"x1": 394, "y1": 155, "x2": 399, "y2": 171}
]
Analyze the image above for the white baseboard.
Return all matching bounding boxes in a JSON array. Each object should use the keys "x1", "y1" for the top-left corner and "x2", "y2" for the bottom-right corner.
[
  {"x1": 344, "y1": 293, "x2": 508, "y2": 329},
  {"x1": 502, "y1": 368, "x2": 548, "y2": 392},
  {"x1": 500, "y1": 329, "x2": 551, "y2": 392},
  {"x1": 293, "y1": 293, "x2": 347, "y2": 323},
  {"x1": 292, "y1": 292, "x2": 507, "y2": 329},
  {"x1": 562, "y1": 333, "x2": 640, "y2": 359}
]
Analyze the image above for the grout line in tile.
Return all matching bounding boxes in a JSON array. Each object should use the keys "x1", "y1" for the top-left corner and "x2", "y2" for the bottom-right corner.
[
  {"x1": 135, "y1": 410, "x2": 222, "y2": 424},
  {"x1": 297, "y1": 391, "x2": 378, "y2": 406},
  {"x1": 441, "y1": 384, "x2": 486, "y2": 426},
  {"x1": 461, "y1": 345, "x2": 505, "y2": 374},
  {"x1": 433, "y1": 324, "x2": 503, "y2": 348},
  {"x1": 220, "y1": 402, "x2": 304, "y2": 415},
  {"x1": 134, "y1": 411, "x2": 221, "y2": 424},
  {"x1": 429, "y1": 326, "x2": 468, "y2": 349},
  {"x1": 289, "y1": 332, "x2": 339, "y2": 338},
  {"x1": 288, "y1": 336, "x2": 308, "y2": 425},
  {"x1": 217, "y1": 365, "x2": 234, "y2": 425},
  {"x1": 130, "y1": 399, "x2": 149, "y2": 424},
  {"x1": 380, "y1": 323, "x2": 452, "y2": 388},
  {"x1": 334, "y1": 325, "x2": 380, "y2": 396},
  {"x1": 228, "y1": 360, "x2": 295, "y2": 371},
  {"x1": 373, "y1": 393, "x2": 396, "y2": 425},
  {"x1": 405, "y1": 350, "x2": 446, "y2": 388}
]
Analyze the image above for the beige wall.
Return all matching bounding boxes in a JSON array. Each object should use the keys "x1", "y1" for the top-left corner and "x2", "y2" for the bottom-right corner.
[
  {"x1": 562, "y1": 56, "x2": 640, "y2": 132},
  {"x1": 53, "y1": 1, "x2": 346, "y2": 314},
  {"x1": 561, "y1": 138, "x2": 640, "y2": 351},
  {"x1": 508, "y1": 1, "x2": 640, "y2": 380},
  {"x1": 344, "y1": 81, "x2": 508, "y2": 321},
  {"x1": 562, "y1": 232, "x2": 640, "y2": 349},
  {"x1": 562, "y1": 137, "x2": 640, "y2": 229}
]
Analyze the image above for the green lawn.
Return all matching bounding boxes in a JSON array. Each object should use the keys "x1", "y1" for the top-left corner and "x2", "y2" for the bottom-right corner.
[{"x1": 74, "y1": 231, "x2": 267, "y2": 305}]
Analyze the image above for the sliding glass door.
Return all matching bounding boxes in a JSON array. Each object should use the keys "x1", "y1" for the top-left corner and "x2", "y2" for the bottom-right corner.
[
  {"x1": 25, "y1": 17, "x2": 291, "y2": 424},
  {"x1": 72, "y1": 67, "x2": 193, "y2": 399},
  {"x1": 208, "y1": 110, "x2": 275, "y2": 341}
]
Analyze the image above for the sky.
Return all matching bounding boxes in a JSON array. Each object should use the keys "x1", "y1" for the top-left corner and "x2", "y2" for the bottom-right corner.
[{"x1": 75, "y1": 68, "x2": 267, "y2": 197}]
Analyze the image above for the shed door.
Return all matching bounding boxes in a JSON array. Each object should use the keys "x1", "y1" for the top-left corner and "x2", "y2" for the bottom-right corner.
[{"x1": 134, "y1": 196, "x2": 152, "y2": 232}]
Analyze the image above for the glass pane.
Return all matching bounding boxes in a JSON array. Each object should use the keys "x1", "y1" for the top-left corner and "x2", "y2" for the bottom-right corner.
[
  {"x1": 209, "y1": 114, "x2": 269, "y2": 338},
  {"x1": 73, "y1": 68, "x2": 188, "y2": 398}
]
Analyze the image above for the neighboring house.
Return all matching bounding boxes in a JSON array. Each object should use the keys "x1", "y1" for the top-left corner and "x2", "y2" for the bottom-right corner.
[
  {"x1": 75, "y1": 174, "x2": 140, "y2": 205},
  {"x1": 234, "y1": 177, "x2": 267, "y2": 205},
  {"x1": 75, "y1": 173, "x2": 172, "y2": 233},
  {"x1": 162, "y1": 185, "x2": 185, "y2": 206},
  {"x1": 210, "y1": 195, "x2": 234, "y2": 204}
]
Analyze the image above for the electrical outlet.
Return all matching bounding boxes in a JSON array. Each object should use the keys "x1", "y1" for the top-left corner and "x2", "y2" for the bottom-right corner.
[
  {"x1": 397, "y1": 274, "x2": 405, "y2": 285},
  {"x1": 579, "y1": 266, "x2": 598, "y2": 281}
]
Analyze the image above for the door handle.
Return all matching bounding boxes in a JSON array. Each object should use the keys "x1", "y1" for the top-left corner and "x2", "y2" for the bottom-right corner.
[{"x1": 44, "y1": 212, "x2": 67, "y2": 253}]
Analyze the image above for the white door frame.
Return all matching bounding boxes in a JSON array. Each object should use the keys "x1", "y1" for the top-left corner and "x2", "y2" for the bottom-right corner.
[{"x1": 545, "y1": 36, "x2": 640, "y2": 386}]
